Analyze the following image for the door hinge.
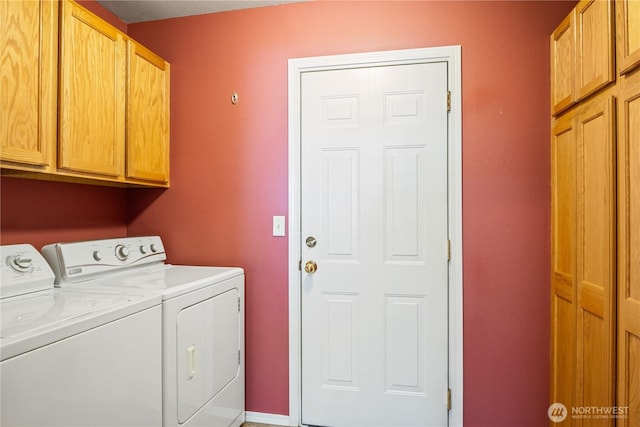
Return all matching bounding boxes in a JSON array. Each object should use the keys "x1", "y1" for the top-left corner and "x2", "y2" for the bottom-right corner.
[
  {"x1": 238, "y1": 297, "x2": 241, "y2": 312},
  {"x1": 447, "y1": 91, "x2": 451, "y2": 112},
  {"x1": 447, "y1": 388, "x2": 452, "y2": 410},
  {"x1": 238, "y1": 349, "x2": 241, "y2": 366},
  {"x1": 447, "y1": 239, "x2": 451, "y2": 261}
]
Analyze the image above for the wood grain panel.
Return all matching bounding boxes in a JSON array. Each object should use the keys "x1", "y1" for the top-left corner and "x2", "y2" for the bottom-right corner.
[
  {"x1": 1, "y1": 0, "x2": 57, "y2": 169},
  {"x1": 616, "y1": 0, "x2": 640, "y2": 75},
  {"x1": 580, "y1": 311, "x2": 611, "y2": 427},
  {"x1": 551, "y1": 112, "x2": 577, "y2": 420},
  {"x1": 618, "y1": 68, "x2": 640, "y2": 427},
  {"x1": 575, "y1": 92, "x2": 616, "y2": 425},
  {"x1": 551, "y1": 12, "x2": 576, "y2": 115},
  {"x1": 126, "y1": 40, "x2": 170, "y2": 184},
  {"x1": 551, "y1": 294, "x2": 576, "y2": 427},
  {"x1": 575, "y1": 0, "x2": 615, "y2": 101},
  {"x1": 58, "y1": 0, "x2": 125, "y2": 178}
]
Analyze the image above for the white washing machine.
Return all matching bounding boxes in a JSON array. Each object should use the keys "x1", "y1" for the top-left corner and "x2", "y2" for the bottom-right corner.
[
  {"x1": 0, "y1": 244, "x2": 162, "y2": 427},
  {"x1": 42, "y1": 236, "x2": 245, "y2": 427}
]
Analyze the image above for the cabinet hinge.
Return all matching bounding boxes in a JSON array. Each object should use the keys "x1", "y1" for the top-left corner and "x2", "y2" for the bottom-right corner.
[
  {"x1": 447, "y1": 91, "x2": 451, "y2": 112},
  {"x1": 447, "y1": 239, "x2": 451, "y2": 261},
  {"x1": 447, "y1": 388, "x2": 452, "y2": 410}
]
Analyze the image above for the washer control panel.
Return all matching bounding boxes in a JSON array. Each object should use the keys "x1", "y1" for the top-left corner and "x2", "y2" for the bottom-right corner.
[
  {"x1": 1, "y1": 244, "x2": 55, "y2": 299},
  {"x1": 41, "y1": 236, "x2": 166, "y2": 286}
]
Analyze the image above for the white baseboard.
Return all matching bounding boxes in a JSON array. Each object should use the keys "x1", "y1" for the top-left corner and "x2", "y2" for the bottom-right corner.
[{"x1": 245, "y1": 411, "x2": 292, "y2": 426}]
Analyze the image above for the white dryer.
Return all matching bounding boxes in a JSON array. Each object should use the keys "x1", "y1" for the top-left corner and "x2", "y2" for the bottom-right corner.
[
  {"x1": 0, "y1": 244, "x2": 162, "y2": 427},
  {"x1": 42, "y1": 236, "x2": 245, "y2": 427}
]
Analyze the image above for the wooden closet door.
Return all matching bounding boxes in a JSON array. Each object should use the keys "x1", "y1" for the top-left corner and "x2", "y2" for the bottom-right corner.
[
  {"x1": 58, "y1": 0, "x2": 125, "y2": 178},
  {"x1": 575, "y1": 92, "x2": 617, "y2": 426},
  {"x1": 0, "y1": 0, "x2": 57, "y2": 168},
  {"x1": 617, "y1": 69, "x2": 640, "y2": 427},
  {"x1": 550, "y1": 112, "x2": 577, "y2": 426}
]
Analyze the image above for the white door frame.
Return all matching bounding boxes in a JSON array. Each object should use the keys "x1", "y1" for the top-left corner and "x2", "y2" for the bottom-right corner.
[{"x1": 287, "y1": 46, "x2": 463, "y2": 427}]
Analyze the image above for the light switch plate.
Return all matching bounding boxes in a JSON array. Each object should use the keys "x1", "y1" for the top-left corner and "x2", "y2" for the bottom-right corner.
[{"x1": 273, "y1": 216, "x2": 285, "y2": 237}]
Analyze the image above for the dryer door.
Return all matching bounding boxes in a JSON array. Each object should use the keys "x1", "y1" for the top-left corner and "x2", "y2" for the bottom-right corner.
[{"x1": 176, "y1": 288, "x2": 240, "y2": 423}]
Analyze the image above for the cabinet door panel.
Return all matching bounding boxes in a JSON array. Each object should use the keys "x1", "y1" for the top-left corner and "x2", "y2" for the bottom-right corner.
[
  {"x1": 58, "y1": 0, "x2": 125, "y2": 177},
  {"x1": 126, "y1": 41, "x2": 170, "y2": 185},
  {"x1": 618, "y1": 70, "x2": 640, "y2": 427},
  {"x1": 551, "y1": 12, "x2": 576, "y2": 115},
  {"x1": 0, "y1": 0, "x2": 57, "y2": 168},
  {"x1": 616, "y1": 0, "x2": 640, "y2": 75},
  {"x1": 575, "y1": 94, "x2": 616, "y2": 423},
  {"x1": 550, "y1": 113, "x2": 577, "y2": 424},
  {"x1": 575, "y1": 0, "x2": 615, "y2": 101}
]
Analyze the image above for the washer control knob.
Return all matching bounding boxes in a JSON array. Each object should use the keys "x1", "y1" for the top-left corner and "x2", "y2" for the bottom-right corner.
[
  {"x1": 9, "y1": 256, "x2": 32, "y2": 273},
  {"x1": 93, "y1": 251, "x2": 102, "y2": 261},
  {"x1": 115, "y1": 245, "x2": 129, "y2": 261},
  {"x1": 150, "y1": 244, "x2": 158, "y2": 253},
  {"x1": 139, "y1": 245, "x2": 147, "y2": 255}
]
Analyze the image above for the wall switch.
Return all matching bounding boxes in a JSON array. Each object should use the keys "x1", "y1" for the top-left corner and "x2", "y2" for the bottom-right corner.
[{"x1": 273, "y1": 216, "x2": 285, "y2": 237}]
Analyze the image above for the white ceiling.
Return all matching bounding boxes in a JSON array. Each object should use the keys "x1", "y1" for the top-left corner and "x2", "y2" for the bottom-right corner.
[{"x1": 97, "y1": 0, "x2": 308, "y2": 23}]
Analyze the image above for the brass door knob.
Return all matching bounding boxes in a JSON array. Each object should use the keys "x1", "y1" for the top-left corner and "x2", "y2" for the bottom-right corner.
[{"x1": 304, "y1": 261, "x2": 318, "y2": 274}]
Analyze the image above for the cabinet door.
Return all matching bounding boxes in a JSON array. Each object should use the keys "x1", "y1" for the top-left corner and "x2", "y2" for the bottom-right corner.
[
  {"x1": 58, "y1": 0, "x2": 125, "y2": 178},
  {"x1": 0, "y1": 0, "x2": 57, "y2": 169},
  {"x1": 551, "y1": 12, "x2": 576, "y2": 115},
  {"x1": 575, "y1": 0, "x2": 615, "y2": 101},
  {"x1": 575, "y1": 92, "x2": 617, "y2": 423},
  {"x1": 126, "y1": 40, "x2": 170, "y2": 185},
  {"x1": 616, "y1": 0, "x2": 640, "y2": 75},
  {"x1": 617, "y1": 70, "x2": 640, "y2": 427},
  {"x1": 550, "y1": 112, "x2": 577, "y2": 425}
]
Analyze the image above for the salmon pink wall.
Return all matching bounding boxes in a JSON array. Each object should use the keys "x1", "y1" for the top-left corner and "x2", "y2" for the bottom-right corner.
[
  {"x1": 0, "y1": 177, "x2": 128, "y2": 248},
  {"x1": 0, "y1": 1, "x2": 576, "y2": 425},
  {"x1": 126, "y1": 1, "x2": 575, "y2": 425}
]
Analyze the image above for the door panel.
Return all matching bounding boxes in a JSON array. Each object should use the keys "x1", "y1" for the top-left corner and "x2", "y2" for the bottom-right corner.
[
  {"x1": 549, "y1": 111, "x2": 576, "y2": 425},
  {"x1": 176, "y1": 289, "x2": 239, "y2": 424},
  {"x1": 126, "y1": 40, "x2": 170, "y2": 184},
  {"x1": 575, "y1": 94, "x2": 616, "y2": 425},
  {"x1": 0, "y1": 0, "x2": 57, "y2": 168},
  {"x1": 58, "y1": 0, "x2": 125, "y2": 177},
  {"x1": 617, "y1": 67, "x2": 640, "y2": 427},
  {"x1": 301, "y1": 62, "x2": 449, "y2": 427}
]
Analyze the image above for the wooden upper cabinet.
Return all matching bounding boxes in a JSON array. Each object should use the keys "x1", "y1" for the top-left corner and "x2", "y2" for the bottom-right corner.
[
  {"x1": 616, "y1": 0, "x2": 640, "y2": 75},
  {"x1": 575, "y1": 0, "x2": 615, "y2": 100},
  {"x1": 58, "y1": 0, "x2": 126, "y2": 178},
  {"x1": 552, "y1": 0, "x2": 615, "y2": 116},
  {"x1": 126, "y1": 40, "x2": 170, "y2": 185},
  {"x1": 0, "y1": 0, "x2": 57, "y2": 170},
  {"x1": 552, "y1": 12, "x2": 576, "y2": 115}
]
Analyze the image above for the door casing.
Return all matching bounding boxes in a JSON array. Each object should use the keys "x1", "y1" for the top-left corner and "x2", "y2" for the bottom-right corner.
[{"x1": 287, "y1": 46, "x2": 463, "y2": 427}]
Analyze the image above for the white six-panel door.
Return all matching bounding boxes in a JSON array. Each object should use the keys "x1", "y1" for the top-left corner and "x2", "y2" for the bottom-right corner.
[{"x1": 300, "y1": 62, "x2": 449, "y2": 426}]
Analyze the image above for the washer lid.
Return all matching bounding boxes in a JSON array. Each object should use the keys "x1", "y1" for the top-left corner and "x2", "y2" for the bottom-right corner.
[
  {"x1": 0, "y1": 288, "x2": 161, "y2": 361},
  {"x1": 72, "y1": 265, "x2": 244, "y2": 300}
]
